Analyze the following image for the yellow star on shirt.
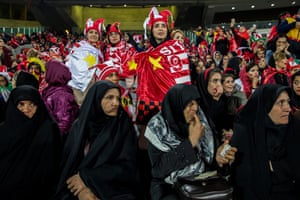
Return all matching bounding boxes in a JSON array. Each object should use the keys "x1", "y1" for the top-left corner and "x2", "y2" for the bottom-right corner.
[
  {"x1": 149, "y1": 56, "x2": 163, "y2": 70},
  {"x1": 128, "y1": 59, "x2": 137, "y2": 71},
  {"x1": 84, "y1": 52, "x2": 97, "y2": 68}
]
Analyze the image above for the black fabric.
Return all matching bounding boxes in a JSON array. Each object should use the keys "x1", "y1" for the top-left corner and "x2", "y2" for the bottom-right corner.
[
  {"x1": 147, "y1": 84, "x2": 203, "y2": 200},
  {"x1": 291, "y1": 72, "x2": 300, "y2": 109},
  {"x1": 161, "y1": 84, "x2": 200, "y2": 138},
  {"x1": 286, "y1": 117, "x2": 300, "y2": 198},
  {"x1": 55, "y1": 81, "x2": 138, "y2": 200},
  {"x1": 0, "y1": 96, "x2": 6, "y2": 123},
  {"x1": 0, "y1": 85, "x2": 62, "y2": 200},
  {"x1": 215, "y1": 38, "x2": 229, "y2": 56},
  {"x1": 148, "y1": 140, "x2": 198, "y2": 200},
  {"x1": 291, "y1": 89, "x2": 300, "y2": 109},
  {"x1": 225, "y1": 94, "x2": 243, "y2": 129},
  {"x1": 227, "y1": 57, "x2": 241, "y2": 79},
  {"x1": 273, "y1": 73, "x2": 290, "y2": 86},
  {"x1": 195, "y1": 68, "x2": 228, "y2": 142},
  {"x1": 175, "y1": 174, "x2": 233, "y2": 200},
  {"x1": 230, "y1": 84, "x2": 298, "y2": 200},
  {"x1": 16, "y1": 70, "x2": 39, "y2": 89},
  {"x1": 0, "y1": 70, "x2": 39, "y2": 124}
]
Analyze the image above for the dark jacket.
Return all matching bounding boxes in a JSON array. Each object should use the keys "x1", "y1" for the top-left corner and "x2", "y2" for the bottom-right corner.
[
  {"x1": 230, "y1": 85, "x2": 299, "y2": 200},
  {"x1": 0, "y1": 86, "x2": 62, "y2": 200},
  {"x1": 55, "y1": 81, "x2": 138, "y2": 200}
]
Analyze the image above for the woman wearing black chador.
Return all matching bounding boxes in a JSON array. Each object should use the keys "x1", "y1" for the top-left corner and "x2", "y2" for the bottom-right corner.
[{"x1": 230, "y1": 84, "x2": 300, "y2": 200}]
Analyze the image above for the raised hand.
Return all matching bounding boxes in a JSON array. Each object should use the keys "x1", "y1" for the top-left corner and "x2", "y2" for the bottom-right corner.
[{"x1": 189, "y1": 113, "x2": 205, "y2": 147}]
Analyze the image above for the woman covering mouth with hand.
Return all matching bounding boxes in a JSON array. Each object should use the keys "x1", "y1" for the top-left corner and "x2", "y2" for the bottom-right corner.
[{"x1": 196, "y1": 68, "x2": 231, "y2": 143}]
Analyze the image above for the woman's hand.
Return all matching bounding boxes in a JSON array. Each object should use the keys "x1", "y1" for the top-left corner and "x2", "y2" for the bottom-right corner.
[
  {"x1": 216, "y1": 140, "x2": 238, "y2": 167},
  {"x1": 189, "y1": 113, "x2": 205, "y2": 147},
  {"x1": 67, "y1": 172, "x2": 87, "y2": 196},
  {"x1": 78, "y1": 187, "x2": 100, "y2": 200},
  {"x1": 284, "y1": 43, "x2": 291, "y2": 56}
]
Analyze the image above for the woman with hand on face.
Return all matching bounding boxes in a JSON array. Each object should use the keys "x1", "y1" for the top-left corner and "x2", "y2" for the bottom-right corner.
[
  {"x1": 145, "y1": 84, "x2": 237, "y2": 200},
  {"x1": 171, "y1": 29, "x2": 190, "y2": 51},
  {"x1": 265, "y1": 34, "x2": 292, "y2": 68},
  {"x1": 134, "y1": 7, "x2": 192, "y2": 199},
  {"x1": 235, "y1": 61, "x2": 260, "y2": 99},
  {"x1": 55, "y1": 81, "x2": 138, "y2": 200},
  {"x1": 262, "y1": 51, "x2": 290, "y2": 86},
  {"x1": 0, "y1": 85, "x2": 62, "y2": 200},
  {"x1": 230, "y1": 84, "x2": 300, "y2": 200},
  {"x1": 196, "y1": 68, "x2": 230, "y2": 143}
]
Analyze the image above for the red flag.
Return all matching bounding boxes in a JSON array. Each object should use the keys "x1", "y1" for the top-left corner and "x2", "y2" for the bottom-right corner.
[
  {"x1": 133, "y1": 40, "x2": 191, "y2": 123},
  {"x1": 104, "y1": 40, "x2": 137, "y2": 79},
  {"x1": 135, "y1": 40, "x2": 191, "y2": 104}
]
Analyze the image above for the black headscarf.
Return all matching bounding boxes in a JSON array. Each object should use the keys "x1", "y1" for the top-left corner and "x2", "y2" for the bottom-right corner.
[
  {"x1": 228, "y1": 56, "x2": 242, "y2": 79},
  {"x1": 0, "y1": 85, "x2": 62, "y2": 200},
  {"x1": 0, "y1": 71, "x2": 39, "y2": 125},
  {"x1": 291, "y1": 71, "x2": 300, "y2": 109},
  {"x1": 161, "y1": 84, "x2": 200, "y2": 138},
  {"x1": 56, "y1": 81, "x2": 138, "y2": 200},
  {"x1": 235, "y1": 84, "x2": 291, "y2": 124},
  {"x1": 231, "y1": 84, "x2": 293, "y2": 199},
  {"x1": 16, "y1": 70, "x2": 39, "y2": 89},
  {"x1": 196, "y1": 68, "x2": 228, "y2": 138}
]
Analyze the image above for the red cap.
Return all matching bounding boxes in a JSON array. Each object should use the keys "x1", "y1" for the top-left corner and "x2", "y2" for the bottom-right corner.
[
  {"x1": 84, "y1": 18, "x2": 105, "y2": 36},
  {"x1": 147, "y1": 7, "x2": 173, "y2": 29},
  {"x1": 143, "y1": 7, "x2": 174, "y2": 39},
  {"x1": 95, "y1": 60, "x2": 119, "y2": 80},
  {"x1": 107, "y1": 22, "x2": 122, "y2": 36}
]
